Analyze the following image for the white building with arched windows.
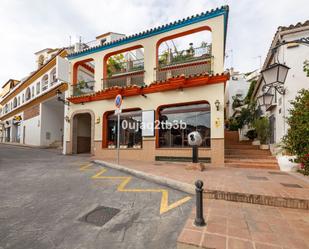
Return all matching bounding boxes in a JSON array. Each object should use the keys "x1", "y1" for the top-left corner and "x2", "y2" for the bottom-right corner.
[{"x1": 0, "y1": 48, "x2": 69, "y2": 147}]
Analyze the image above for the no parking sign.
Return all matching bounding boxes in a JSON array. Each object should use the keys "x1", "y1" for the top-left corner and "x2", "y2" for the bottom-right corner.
[{"x1": 115, "y1": 94, "x2": 122, "y2": 109}]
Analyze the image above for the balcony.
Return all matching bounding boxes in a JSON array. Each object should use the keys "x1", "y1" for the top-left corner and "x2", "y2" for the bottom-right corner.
[
  {"x1": 156, "y1": 45, "x2": 213, "y2": 82},
  {"x1": 71, "y1": 80, "x2": 95, "y2": 97},
  {"x1": 103, "y1": 59, "x2": 145, "y2": 89}
]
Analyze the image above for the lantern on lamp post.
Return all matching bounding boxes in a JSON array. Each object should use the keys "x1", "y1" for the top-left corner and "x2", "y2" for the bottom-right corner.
[
  {"x1": 260, "y1": 63, "x2": 290, "y2": 89},
  {"x1": 257, "y1": 90, "x2": 274, "y2": 107}
]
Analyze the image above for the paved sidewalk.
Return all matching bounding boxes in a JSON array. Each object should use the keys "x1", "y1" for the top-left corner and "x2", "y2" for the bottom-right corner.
[
  {"x1": 178, "y1": 199, "x2": 309, "y2": 249},
  {"x1": 95, "y1": 158, "x2": 309, "y2": 201}
]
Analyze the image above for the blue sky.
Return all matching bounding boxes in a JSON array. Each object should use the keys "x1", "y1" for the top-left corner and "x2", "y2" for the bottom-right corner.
[{"x1": 0, "y1": 0, "x2": 308, "y2": 87}]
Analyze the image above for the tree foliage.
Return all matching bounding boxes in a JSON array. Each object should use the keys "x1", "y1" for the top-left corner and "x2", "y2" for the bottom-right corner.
[
  {"x1": 107, "y1": 54, "x2": 125, "y2": 77},
  {"x1": 304, "y1": 60, "x2": 309, "y2": 77},
  {"x1": 282, "y1": 89, "x2": 309, "y2": 175},
  {"x1": 244, "y1": 80, "x2": 257, "y2": 104}
]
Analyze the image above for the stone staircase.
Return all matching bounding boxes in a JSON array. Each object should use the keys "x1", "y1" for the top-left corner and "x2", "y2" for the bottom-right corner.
[{"x1": 225, "y1": 131, "x2": 279, "y2": 170}]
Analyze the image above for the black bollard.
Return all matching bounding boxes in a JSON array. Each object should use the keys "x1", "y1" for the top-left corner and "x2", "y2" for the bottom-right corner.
[
  {"x1": 194, "y1": 180, "x2": 206, "y2": 227},
  {"x1": 192, "y1": 145, "x2": 198, "y2": 163}
]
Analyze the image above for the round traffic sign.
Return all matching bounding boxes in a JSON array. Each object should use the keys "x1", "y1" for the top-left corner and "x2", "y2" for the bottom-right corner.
[{"x1": 115, "y1": 94, "x2": 122, "y2": 108}]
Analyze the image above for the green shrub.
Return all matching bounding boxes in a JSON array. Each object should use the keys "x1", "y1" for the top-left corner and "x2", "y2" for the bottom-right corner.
[
  {"x1": 282, "y1": 89, "x2": 309, "y2": 175},
  {"x1": 253, "y1": 117, "x2": 270, "y2": 144}
]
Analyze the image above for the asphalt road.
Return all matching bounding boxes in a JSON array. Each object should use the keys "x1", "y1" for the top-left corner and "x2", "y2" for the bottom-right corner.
[{"x1": 0, "y1": 144, "x2": 192, "y2": 249}]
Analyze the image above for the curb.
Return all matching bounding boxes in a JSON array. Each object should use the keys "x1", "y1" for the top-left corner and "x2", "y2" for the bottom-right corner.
[
  {"x1": 93, "y1": 160, "x2": 309, "y2": 210},
  {"x1": 93, "y1": 160, "x2": 195, "y2": 195}
]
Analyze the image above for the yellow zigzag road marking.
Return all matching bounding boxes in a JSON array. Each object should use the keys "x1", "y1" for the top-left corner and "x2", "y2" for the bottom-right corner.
[
  {"x1": 91, "y1": 168, "x2": 191, "y2": 214},
  {"x1": 79, "y1": 163, "x2": 93, "y2": 171}
]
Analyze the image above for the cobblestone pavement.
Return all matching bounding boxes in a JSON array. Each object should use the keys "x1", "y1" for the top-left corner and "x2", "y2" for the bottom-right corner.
[{"x1": 0, "y1": 144, "x2": 193, "y2": 249}]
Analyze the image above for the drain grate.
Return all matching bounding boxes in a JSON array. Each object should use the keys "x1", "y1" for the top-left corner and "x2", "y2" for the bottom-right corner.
[
  {"x1": 247, "y1": 176, "x2": 269, "y2": 181},
  {"x1": 280, "y1": 183, "x2": 303, "y2": 188},
  {"x1": 79, "y1": 206, "x2": 120, "y2": 227},
  {"x1": 268, "y1": 171, "x2": 288, "y2": 175}
]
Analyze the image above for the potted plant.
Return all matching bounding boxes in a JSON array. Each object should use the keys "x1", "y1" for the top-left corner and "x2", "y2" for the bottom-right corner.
[
  {"x1": 253, "y1": 117, "x2": 270, "y2": 150},
  {"x1": 245, "y1": 129, "x2": 257, "y2": 141},
  {"x1": 133, "y1": 143, "x2": 141, "y2": 149},
  {"x1": 108, "y1": 141, "x2": 116, "y2": 149}
]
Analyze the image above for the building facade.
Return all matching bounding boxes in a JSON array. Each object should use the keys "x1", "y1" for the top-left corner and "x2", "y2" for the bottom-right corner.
[
  {"x1": 252, "y1": 21, "x2": 309, "y2": 151},
  {"x1": 224, "y1": 69, "x2": 258, "y2": 119},
  {"x1": 63, "y1": 6, "x2": 229, "y2": 166},
  {"x1": 0, "y1": 49, "x2": 68, "y2": 147}
]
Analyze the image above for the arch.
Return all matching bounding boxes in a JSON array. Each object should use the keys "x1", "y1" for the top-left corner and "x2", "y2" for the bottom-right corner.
[
  {"x1": 25, "y1": 87, "x2": 31, "y2": 101},
  {"x1": 102, "y1": 107, "x2": 142, "y2": 148},
  {"x1": 42, "y1": 74, "x2": 49, "y2": 91},
  {"x1": 38, "y1": 55, "x2": 44, "y2": 67},
  {"x1": 103, "y1": 45, "x2": 143, "y2": 78},
  {"x1": 72, "y1": 58, "x2": 95, "y2": 85},
  {"x1": 50, "y1": 68, "x2": 57, "y2": 85},
  {"x1": 70, "y1": 109, "x2": 95, "y2": 155},
  {"x1": 13, "y1": 97, "x2": 18, "y2": 108},
  {"x1": 155, "y1": 26, "x2": 212, "y2": 67},
  {"x1": 155, "y1": 100, "x2": 211, "y2": 148}
]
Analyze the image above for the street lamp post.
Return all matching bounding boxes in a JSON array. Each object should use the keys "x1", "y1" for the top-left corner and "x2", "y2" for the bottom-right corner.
[{"x1": 258, "y1": 36, "x2": 309, "y2": 107}]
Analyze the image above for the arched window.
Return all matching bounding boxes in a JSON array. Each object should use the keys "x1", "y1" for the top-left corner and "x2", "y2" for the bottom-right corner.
[
  {"x1": 50, "y1": 68, "x2": 57, "y2": 86},
  {"x1": 105, "y1": 109, "x2": 142, "y2": 148},
  {"x1": 13, "y1": 97, "x2": 17, "y2": 108},
  {"x1": 25, "y1": 87, "x2": 31, "y2": 101},
  {"x1": 32, "y1": 86, "x2": 35, "y2": 97},
  {"x1": 42, "y1": 75, "x2": 48, "y2": 91},
  {"x1": 4, "y1": 104, "x2": 8, "y2": 113},
  {"x1": 36, "y1": 82, "x2": 40, "y2": 94},
  {"x1": 157, "y1": 102, "x2": 211, "y2": 148},
  {"x1": 17, "y1": 96, "x2": 20, "y2": 106},
  {"x1": 38, "y1": 55, "x2": 44, "y2": 67}
]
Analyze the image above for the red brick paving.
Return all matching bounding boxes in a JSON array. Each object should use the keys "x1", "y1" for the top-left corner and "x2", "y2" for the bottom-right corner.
[{"x1": 178, "y1": 199, "x2": 309, "y2": 249}]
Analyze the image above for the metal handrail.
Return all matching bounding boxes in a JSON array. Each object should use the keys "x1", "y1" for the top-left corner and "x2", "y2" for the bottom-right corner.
[
  {"x1": 71, "y1": 80, "x2": 95, "y2": 96},
  {"x1": 158, "y1": 45, "x2": 212, "y2": 68},
  {"x1": 107, "y1": 58, "x2": 144, "y2": 76},
  {"x1": 102, "y1": 71, "x2": 145, "y2": 89}
]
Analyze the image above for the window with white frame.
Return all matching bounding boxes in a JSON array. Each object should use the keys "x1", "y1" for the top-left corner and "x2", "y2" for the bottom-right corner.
[
  {"x1": 42, "y1": 75, "x2": 48, "y2": 91},
  {"x1": 50, "y1": 68, "x2": 57, "y2": 86},
  {"x1": 25, "y1": 87, "x2": 31, "y2": 101},
  {"x1": 32, "y1": 86, "x2": 35, "y2": 97},
  {"x1": 36, "y1": 82, "x2": 40, "y2": 94},
  {"x1": 13, "y1": 97, "x2": 17, "y2": 108}
]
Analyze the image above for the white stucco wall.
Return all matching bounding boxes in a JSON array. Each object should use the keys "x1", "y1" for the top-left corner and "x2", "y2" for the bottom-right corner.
[
  {"x1": 270, "y1": 29, "x2": 309, "y2": 144},
  {"x1": 255, "y1": 28, "x2": 309, "y2": 148},
  {"x1": 40, "y1": 101, "x2": 64, "y2": 146},
  {"x1": 225, "y1": 73, "x2": 250, "y2": 118},
  {"x1": 23, "y1": 115, "x2": 41, "y2": 146},
  {"x1": 69, "y1": 14, "x2": 226, "y2": 92},
  {"x1": 65, "y1": 83, "x2": 225, "y2": 143}
]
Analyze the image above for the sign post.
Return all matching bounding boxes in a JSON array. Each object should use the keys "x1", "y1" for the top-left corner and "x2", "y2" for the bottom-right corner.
[{"x1": 115, "y1": 94, "x2": 122, "y2": 165}]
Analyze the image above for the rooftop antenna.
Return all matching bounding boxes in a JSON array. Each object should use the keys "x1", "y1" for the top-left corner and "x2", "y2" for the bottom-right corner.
[
  {"x1": 253, "y1": 55, "x2": 262, "y2": 70},
  {"x1": 226, "y1": 49, "x2": 233, "y2": 68},
  {"x1": 69, "y1": 35, "x2": 71, "y2": 47}
]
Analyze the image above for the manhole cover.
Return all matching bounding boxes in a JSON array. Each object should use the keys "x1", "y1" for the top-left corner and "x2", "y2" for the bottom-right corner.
[
  {"x1": 247, "y1": 176, "x2": 269, "y2": 181},
  {"x1": 280, "y1": 183, "x2": 303, "y2": 188},
  {"x1": 79, "y1": 206, "x2": 120, "y2": 227},
  {"x1": 268, "y1": 171, "x2": 288, "y2": 175}
]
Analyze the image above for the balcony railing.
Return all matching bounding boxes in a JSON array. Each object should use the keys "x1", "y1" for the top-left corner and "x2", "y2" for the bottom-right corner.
[
  {"x1": 155, "y1": 59, "x2": 212, "y2": 82},
  {"x1": 103, "y1": 71, "x2": 145, "y2": 89},
  {"x1": 71, "y1": 80, "x2": 95, "y2": 96},
  {"x1": 156, "y1": 45, "x2": 212, "y2": 81},
  {"x1": 158, "y1": 45, "x2": 211, "y2": 67},
  {"x1": 107, "y1": 58, "x2": 144, "y2": 77}
]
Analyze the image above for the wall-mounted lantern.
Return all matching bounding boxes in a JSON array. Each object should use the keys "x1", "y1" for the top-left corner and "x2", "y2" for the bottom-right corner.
[
  {"x1": 215, "y1": 100, "x2": 220, "y2": 111},
  {"x1": 96, "y1": 117, "x2": 101, "y2": 124},
  {"x1": 56, "y1": 89, "x2": 70, "y2": 106}
]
